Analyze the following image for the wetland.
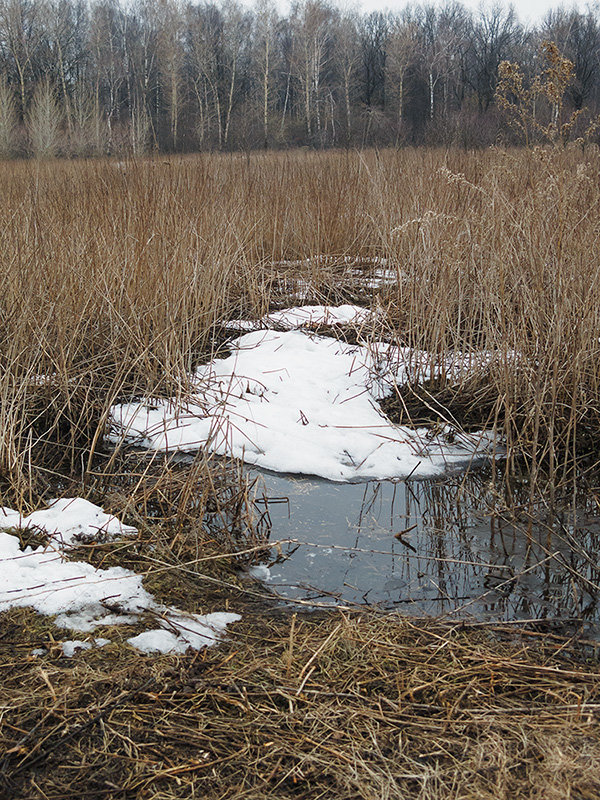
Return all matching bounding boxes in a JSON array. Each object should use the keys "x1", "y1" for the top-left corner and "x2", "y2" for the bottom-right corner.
[{"x1": 3, "y1": 149, "x2": 600, "y2": 799}]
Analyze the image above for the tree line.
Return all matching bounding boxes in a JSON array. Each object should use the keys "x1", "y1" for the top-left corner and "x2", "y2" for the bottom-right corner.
[{"x1": 0, "y1": 0, "x2": 599, "y2": 157}]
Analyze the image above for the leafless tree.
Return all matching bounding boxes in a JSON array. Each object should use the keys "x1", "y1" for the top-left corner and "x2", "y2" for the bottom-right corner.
[
  {"x1": 27, "y1": 78, "x2": 62, "y2": 156},
  {"x1": 0, "y1": 75, "x2": 17, "y2": 156}
]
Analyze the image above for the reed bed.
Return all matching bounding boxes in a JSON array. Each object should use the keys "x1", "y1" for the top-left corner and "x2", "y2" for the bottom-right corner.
[
  {"x1": 1, "y1": 147, "x2": 599, "y2": 503},
  {"x1": 2, "y1": 145, "x2": 600, "y2": 796}
]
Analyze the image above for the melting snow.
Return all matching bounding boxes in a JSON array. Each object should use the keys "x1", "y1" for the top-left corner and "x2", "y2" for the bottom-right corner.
[
  {"x1": 0, "y1": 497, "x2": 138, "y2": 546},
  {"x1": 226, "y1": 304, "x2": 374, "y2": 332},
  {"x1": 0, "y1": 501, "x2": 240, "y2": 654},
  {"x1": 248, "y1": 564, "x2": 271, "y2": 581},
  {"x1": 62, "y1": 640, "x2": 93, "y2": 657},
  {"x1": 127, "y1": 613, "x2": 240, "y2": 653},
  {"x1": 110, "y1": 319, "x2": 498, "y2": 482}
]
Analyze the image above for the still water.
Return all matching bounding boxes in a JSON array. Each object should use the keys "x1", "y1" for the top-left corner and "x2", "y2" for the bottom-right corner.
[{"x1": 249, "y1": 469, "x2": 600, "y2": 627}]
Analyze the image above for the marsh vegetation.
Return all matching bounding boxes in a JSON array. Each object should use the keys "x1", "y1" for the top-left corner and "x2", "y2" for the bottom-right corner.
[
  {"x1": 3, "y1": 146, "x2": 600, "y2": 797},
  {"x1": 2, "y1": 147, "x2": 600, "y2": 491}
]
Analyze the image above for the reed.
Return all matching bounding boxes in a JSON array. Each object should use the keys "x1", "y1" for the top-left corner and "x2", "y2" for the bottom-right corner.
[
  {"x1": 0, "y1": 147, "x2": 599, "y2": 502},
  {"x1": 3, "y1": 608, "x2": 600, "y2": 799},
  {"x1": 2, "y1": 149, "x2": 600, "y2": 798}
]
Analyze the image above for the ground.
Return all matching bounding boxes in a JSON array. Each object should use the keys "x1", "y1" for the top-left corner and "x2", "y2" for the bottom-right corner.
[{"x1": 2, "y1": 605, "x2": 600, "y2": 799}]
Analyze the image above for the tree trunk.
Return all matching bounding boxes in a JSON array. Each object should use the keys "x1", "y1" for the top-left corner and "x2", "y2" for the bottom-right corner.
[
  {"x1": 429, "y1": 71, "x2": 434, "y2": 120},
  {"x1": 57, "y1": 42, "x2": 72, "y2": 134},
  {"x1": 304, "y1": 45, "x2": 311, "y2": 137},
  {"x1": 398, "y1": 70, "x2": 403, "y2": 123},
  {"x1": 344, "y1": 70, "x2": 351, "y2": 145},
  {"x1": 280, "y1": 69, "x2": 290, "y2": 138},
  {"x1": 171, "y1": 70, "x2": 178, "y2": 148},
  {"x1": 263, "y1": 37, "x2": 269, "y2": 149},
  {"x1": 224, "y1": 53, "x2": 237, "y2": 146}
]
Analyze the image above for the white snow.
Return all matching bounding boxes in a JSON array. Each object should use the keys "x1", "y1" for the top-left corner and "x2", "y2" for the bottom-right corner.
[
  {"x1": 248, "y1": 564, "x2": 271, "y2": 581},
  {"x1": 127, "y1": 629, "x2": 183, "y2": 654},
  {"x1": 127, "y1": 612, "x2": 241, "y2": 654},
  {"x1": 110, "y1": 323, "x2": 498, "y2": 482},
  {"x1": 226, "y1": 304, "x2": 374, "y2": 332},
  {"x1": 60, "y1": 638, "x2": 110, "y2": 656},
  {"x1": 0, "y1": 501, "x2": 240, "y2": 653},
  {"x1": 62, "y1": 640, "x2": 93, "y2": 657},
  {"x1": 0, "y1": 497, "x2": 138, "y2": 546}
]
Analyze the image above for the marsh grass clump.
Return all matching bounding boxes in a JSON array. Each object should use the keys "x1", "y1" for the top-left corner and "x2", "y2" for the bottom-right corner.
[
  {"x1": 74, "y1": 451, "x2": 272, "y2": 610},
  {"x1": 375, "y1": 146, "x2": 600, "y2": 488}
]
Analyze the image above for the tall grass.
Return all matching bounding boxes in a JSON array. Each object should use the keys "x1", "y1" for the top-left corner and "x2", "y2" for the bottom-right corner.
[
  {"x1": 0, "y1": 147, "x2": 599, "y2": 502},
  {"x1": 376, "y1": 147, "x2": 600, "y2": 488}
]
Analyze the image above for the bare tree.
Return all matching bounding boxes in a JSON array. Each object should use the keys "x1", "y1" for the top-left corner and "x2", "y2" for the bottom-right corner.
[
  {"x1": 543, "y1": 9, "x2": 600, "y2": 110},
  {"x1": 41, "y1": 0, "x2": 88, "y2": 135},
  {"x1": 292, "y1": 0, "x2": 336, "y2": 144},
  {"x1": 89, "y1": 0, "x2": 127, "y2": 152},
  {"x1": 186, "y1": 3, "x2": 224, "y2": 148},
  {"x1": 0, "y1": 76, "x2": 17, "y2": 156},
  {"x1": 468, "y1": 4, "x2": 520, "y2": 112},
  {"x1": 418, "y1": 4, "x2": 470, "y2": 122},
  {"x1": 27, "y1": 78, "x2": 62, "y2": 156},
  {"x1": 156, "y1": 0, "x2": 184, "y2": 149},
  {"x1": 68, "y1": 80, "x2": 107, "y2": 155},
  {"x1": 254, "y1": 0, "x2": 277, "y2": 148},
  {"x1": 0, "y1": 0, "x2": 44, "y2": 118},
  {"x1": 386, "y1": 11, "x2": 419, "y2": 132},
  {"x1": 359, "y1": 11, "x2": 388, "y2": 110},
  {"x1": 335, "y1": 11, "x2": 360, "y2": 145},
  {"x1": 0, "y1": 0, "x2": 596, "y2": 153},
  {"x1": 221, "y1": 2, "x2": 251, "y2": 147}
]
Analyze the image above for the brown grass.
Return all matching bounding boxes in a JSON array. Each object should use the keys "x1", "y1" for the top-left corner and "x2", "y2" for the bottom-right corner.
[
  {"x1": 2, "y1": 145, "x2": 600, "y2": 797},
  {"x1": 379, "y1": 147, "x2": 600, "y2": 489},
  {"x1": 1, "y1": 147, "x2": 599, "y2": 504},
  {"x1": 2, "y1": 609, "x2": 600, "y2": 799}
]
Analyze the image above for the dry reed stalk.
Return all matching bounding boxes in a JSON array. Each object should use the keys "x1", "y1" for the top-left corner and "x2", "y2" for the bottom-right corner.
[
  {"x1": 0, "y1": 147, "x2": 599, "y2": 502},
  {"x1": 2, "y1": 609, "x2": 600, "y2": 799},
  {"x1": 5, "y1": 148, "x2": 600, "y2": 799}
]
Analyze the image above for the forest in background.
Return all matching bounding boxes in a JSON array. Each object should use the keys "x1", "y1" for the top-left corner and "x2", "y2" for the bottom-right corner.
[{"x1": 0, "y1": 0, "x2": 600, "y2": 156}]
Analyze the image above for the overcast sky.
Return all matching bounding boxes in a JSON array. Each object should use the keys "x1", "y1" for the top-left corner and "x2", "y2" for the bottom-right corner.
[
  {"x1": 264, "y1": 0, "x2": 594, "y2": 26},
  {"x1": 354, "y1": 0, "x2": 590, "y2": 24}
]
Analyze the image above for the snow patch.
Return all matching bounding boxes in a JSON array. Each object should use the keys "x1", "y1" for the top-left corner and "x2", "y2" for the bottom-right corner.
[
  {"x1": 127, "y1": 612, "x2": 241, "y2": 654},
  {"x1": 128, "y1": 629, "x2": 183, "y2": 654},
  {"x1": 0, "y1": 501, "x2": 240, "y2": 654},
  {"x1": 62, "y1": 640, "x2": 93, "y2": 657},
  {"x1": 248, "y1": 564, "x2": 271, "y2": 581},
  {"x1": 0, "y1": 498, "x2": 138, "y2": 547},
  {"x1": 110, "y1": 325, "x2": 498, "y2": 482},
  {"x1": 226, "y1": 304, "x2": 374, "y2": 332}
]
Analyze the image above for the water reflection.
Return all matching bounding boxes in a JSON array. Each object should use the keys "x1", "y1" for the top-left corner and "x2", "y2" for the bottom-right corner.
[{"x1": 250, "y1": 469, "x2": 600, "y2": 627}]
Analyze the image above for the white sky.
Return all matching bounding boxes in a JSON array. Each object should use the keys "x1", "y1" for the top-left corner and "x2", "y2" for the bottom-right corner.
[
  {"x1": 269, "y1": 0, "x2": 594, "y2": 26},
  {"x1": 356, "y1": 0, "x2": 591, "y2": 24}
]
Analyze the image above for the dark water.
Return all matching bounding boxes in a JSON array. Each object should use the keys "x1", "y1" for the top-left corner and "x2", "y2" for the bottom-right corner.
[{"x1": 249, "y1": 469, "x2": 600, "y2": 628}]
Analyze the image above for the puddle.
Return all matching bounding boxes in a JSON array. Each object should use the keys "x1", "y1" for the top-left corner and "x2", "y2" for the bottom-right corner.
[{"x1": 250, "y1": 469, "x2": 600, "y2": 629}]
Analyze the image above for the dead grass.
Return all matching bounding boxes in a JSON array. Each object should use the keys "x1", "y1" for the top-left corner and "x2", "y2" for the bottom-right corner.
[
  {"x1": 2, "y1": 146, "x2": 600, "y2": 796},
  {"x1": 2, "y1": 609, "x2": 600, "y2": 799},
  {"x1": 1, "y1": 147, "x2": 600, "y2": 502}
]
